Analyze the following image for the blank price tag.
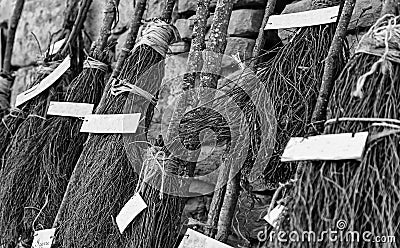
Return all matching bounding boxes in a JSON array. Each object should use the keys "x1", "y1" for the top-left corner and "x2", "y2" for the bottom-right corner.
[
  {"x1": 32, "y1": 228, "x2": 56, "y2": 248},
  {"x1": 80, "y1": 113, "x2": 141, "y2": 134},
  {"x1": 264, "y1": 205, "x2": 285, "y2": 228},
  {"x1": 47, "y1": 101, "x2": 94, "y2": 118},
  {"x1": 281, "y1": 132, "x2": 369, "y2": 162},
  {"x1": 265, "y1": 6, "x2": 339, "y2": 30},
  {"x1": 116, "y1": 193, "x2": 147, "y2": 234},
  {"x1": 47, "y1": 38, "x2": 66, "y2": 55},
  {"x1": 178, "y1": 229, "x2": 233, "y2": 248},
  {"x1": 16, "y1": 56, "x2": 70, "y2": 107}
]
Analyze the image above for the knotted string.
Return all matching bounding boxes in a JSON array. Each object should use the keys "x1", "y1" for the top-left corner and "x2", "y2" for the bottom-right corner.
[
  {"x1": 353, "y1": 15, "x2": 400, "y2": 98},
  {"x1": 83, "y1": 57, "x2": 109, "y2": 72}
]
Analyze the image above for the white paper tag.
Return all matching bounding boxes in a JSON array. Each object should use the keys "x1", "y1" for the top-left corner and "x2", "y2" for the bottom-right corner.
[
  {"x1": 16, "y1": 56, "x2": 71, "y2": 107},
  {"x1": 281, "y1": 132, "x2": 369, "y2": 162},
  {"x1": 116, "y1": 193, "x2": 147, "y2": 234},
  {"x1": 178, "y1": 229, "x2": 233, "y2": 248},
  {"x1": 80, "y1": 113, "x2": 141, "y2": 134},
  {"x1": 47, "y1": 38, "x2": 66, "y2": 55},
  {"x1": 32, "y1": 228, "x2": 56, "y2": 248},
  {"x1": 265, "y1": 6, "x2": 340, "y2": 30},
  {"x1": 264, "y1": 205, "x2": 285, "y2": 228},
  {"x1": 47, "y1": 101, "x2": 94, "y2": 118}
]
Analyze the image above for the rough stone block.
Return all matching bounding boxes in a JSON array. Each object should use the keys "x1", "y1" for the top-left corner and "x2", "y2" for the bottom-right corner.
[{"x1": 228, "y1": 9, "x2": 264, "y2": 37}]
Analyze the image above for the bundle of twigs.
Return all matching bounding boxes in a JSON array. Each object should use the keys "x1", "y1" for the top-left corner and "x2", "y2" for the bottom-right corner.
[
  {"x1": 55, "y1": 1, "x2": 179, "y2": 247},
  {"x1": 257, "y1": 0, "x2": 348, "y2": 186},
  {"x1": 0, "y1": 0, "x2": 91, "y2": 246},
  {"x1": 285, "y1": 6, "x2": 400, "y2": 248},
  {"x1": 1, "y1": 0, "x2": 120, "y2": 245}
]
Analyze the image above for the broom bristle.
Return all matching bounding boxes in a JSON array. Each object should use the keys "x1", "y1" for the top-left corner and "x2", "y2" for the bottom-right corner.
[
  {"x1": 0, "y1": 69, "x2": 73, "y2": 247},
  {"x1": 13, "y1": 50, "x2": 112, "y2": 245},
  {"x1": 57, "y1": 45, "x2": 164, "y2": 248},
  {"x1": 283, "y1": 52, "x2": 400, "y2": 248},
  {"x1": 257, "y1": 23, "x2": 347, "y2": 186}
]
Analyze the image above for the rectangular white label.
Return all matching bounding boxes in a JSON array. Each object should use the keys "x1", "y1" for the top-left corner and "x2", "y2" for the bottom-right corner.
[
  {"x1": 265, "y1": 6, "x2": 340, "y2": 30},
  {"x1": 47, "y1": 38, "x2": 66, "y2": 55},
  {"x1": 178, "y1": 229, "x2": 233, "y2": 248},
  {"x1": 16, "y1": 56, "x2": 71, "y2": 107},
  {"x1": 281, "y1": 132, "x2": 369, "y2": 162},
  {"x1": 264, "y1": 205, "x2": 285, "y2": 228},
  {"x1": 116, "y1": 193, "x2": 147, "y2": 234},
  {"x1": 47, "y1": 101, "x2": 94, "y2": 118},
  {"x1": 80, "y1": 113, "x2": 141, "y2": 134},
  {"x1": 32, "y1": 228, "x2": 56, "y2": 248}
]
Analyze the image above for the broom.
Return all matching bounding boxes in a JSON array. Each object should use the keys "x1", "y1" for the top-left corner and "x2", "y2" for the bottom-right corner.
[
  {"x1": 0, "y1": 0, "x2": 91, "y2": 246},
  {"x1": 256, "y1": 0, "x2": 348, "y2": 188},
  {"x1": 204, "y1": 0, "x2": 278, "y2": 242},
  {"x1": 55, "y1": 2, "x2": 179, "y2": 247},
  {"x1": 3, "y1": 0, "x2": 120, "y2": 245},
  {"x1": 285, "y1": 2, "x2": 400, "y2": 248},
  {"x1": 0, "y1": 0, "x2": 81, "y2": 159}
]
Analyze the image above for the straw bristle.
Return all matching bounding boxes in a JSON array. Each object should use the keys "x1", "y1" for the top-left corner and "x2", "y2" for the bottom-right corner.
[
  {"x1": 11, "y1": 50, "x2": 112, "y2": 245},
  {"x1": 257, "y1": 23, "x2": 347, "y2": 186},
  {"x1": 0, "y1": 70, "x2": 72, "y2": 246},
  {"x1": 57, "y1": 45, "x2": 164, "y2": 248},
  {"x1": 283, "y1": 53, "x2": 400, "y2": 248}
]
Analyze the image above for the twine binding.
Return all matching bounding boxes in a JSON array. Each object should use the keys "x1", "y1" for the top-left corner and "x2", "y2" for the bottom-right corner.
[
  {"x1": 354, "y1": 15, "x2": 400, "y2": 98},
  {"x1": 133, "y1": 18, "x2": 181, "y2": 57},
  {"x1": 111, "y1": 78, "x2": 157, "y2": 104},
  {"x1": 83, "y1": 57, "x2": 108, "y2": 72}
]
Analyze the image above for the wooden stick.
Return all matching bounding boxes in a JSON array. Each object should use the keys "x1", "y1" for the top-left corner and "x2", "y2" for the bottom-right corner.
[
  {"x1": 309, "y1": 0, "x2": 356, "y2": 134},
  {"x1": 250, "y1": 0, "x2": 277, "y2": 68},
  {"x1": 110, "y1": 0, "x2": 146, "y2": 79},
  {"x1": 60, "y1": 0, "x2": 94, "y2": 57},
  {"x1": 3, "y1": 0, "x2": 25, "y2": 73}
]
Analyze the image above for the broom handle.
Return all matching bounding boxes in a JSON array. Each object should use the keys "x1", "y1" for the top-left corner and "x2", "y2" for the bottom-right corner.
[
  {"x1": 59, "y1": 0, "x2": 93, "y2": 57},
  {"x1": 52, "y1": 0, "x2": 122, "y2": 229},
  {"x1": 111, "y1": 0, "x2": 147, "y2": 79},
  {"x1": 91, "y1": 0, "x2": 121, "y2": 58},
  {"x1": 250, "y1": 0, "x2": 277, "y2": 68},
  {"x1": 2, "y1": 0, "x2": 25, "y2": 73},
  {"x1": 308, "y1": 0, "x2": 355, "y2": 134},
  {"x1": 161, "y1": 0, "x2": 176, "y2": 23}
]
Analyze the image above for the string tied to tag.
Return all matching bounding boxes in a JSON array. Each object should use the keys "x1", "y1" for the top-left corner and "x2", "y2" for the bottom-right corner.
[
  {"x1": 133, "y1": 18, "x2": 181, "y2": 57},
  {"x1": 135, "y1": 147, "x2": 167, "y2": 200},
  {"x1": 353, "y1": 15, "x2": 400, "y2": 98},
  {"x1": 111, "y1": 78, "x2": 157, "y2": 104},
  {"x1": 83, "y1": 57, "x2": 109, "y2": 72}
]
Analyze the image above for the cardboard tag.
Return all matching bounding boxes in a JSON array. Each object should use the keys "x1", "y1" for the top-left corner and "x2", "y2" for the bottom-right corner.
[
  {"x1": 80, "y1": 113, "x2": 141, "y2": 134},
  {"x1": 47, "y1": 101, "x2": 94, "y2": 118},
  {"x1": 47, "y1": 38, "x2": 66, "y2": 55},
  {"x1": 16, "y1": 56, "x2": 70, "y2": 107},
  {"x1": 264, "y1": 205, "x2": 285, "y2": 228},
  {"x1": 265, "y1": 6, "x2": 340, "y2": 30},
  {"x1": 32, "y1": 228, "x2": 56, "y2": 248},
  {"x1": 178, "y1": 229, "x2": 233, "y2": 248},
  {"x1": 281, "y1": 132, "x2": 369, "y2": 162},
  {"x1": 116, "y1": 193, "x2": 147, "y2": 234}
]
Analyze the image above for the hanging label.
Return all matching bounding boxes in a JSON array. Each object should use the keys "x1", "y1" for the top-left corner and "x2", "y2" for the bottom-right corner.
[
  {"x1": 265, "y1": 6, "x2": 340, "y2": 30},
  {"x1": 16, "y1": 56, "x2": 71, "y2": 107},
  {"x1": 47, "y1": 101, "x2": 94, "y2": 118},
  {"x1": 116, "y1": 193, "x2": 147, "y2": 234},
  {"x1": 47, "y1": 38, "x2": 66, "y2": 55},
  {"x1": 32, "y1": 228, "x2": 56, "y2": 248},
  {"x1": 178, "y1": 229, "x2": 233, "y2": 248},
  {"x1": 80, "y1": 113, "x2": 141, "y2": 134},
  {"x1": 264, "y1": 205, "x2": 285, "y2": 228},
  {"x1": 281, "y1": 132, "x2": 369, "y2": 162}
]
